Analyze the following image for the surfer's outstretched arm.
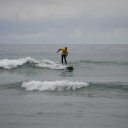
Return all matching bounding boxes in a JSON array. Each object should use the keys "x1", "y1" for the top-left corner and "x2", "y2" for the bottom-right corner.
[{"x1": 57, "y1": 49, "x2": 61, "y2": 53}]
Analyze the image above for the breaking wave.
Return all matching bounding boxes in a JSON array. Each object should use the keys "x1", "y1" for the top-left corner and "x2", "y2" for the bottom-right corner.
[
  {"x1": 0, "y1": 57, "x2": 35, "y2": 69},
  {"x1": 0, "y1": 57, "x2": 127, "y2": 70},
  {"x1": 0, "y1": 57, "x2": 67, "y2": 70},
  {"x1": 22, "y1": 80, "x2": 88, "y2": 91},
  {"x1": 1, "y1": 80, "x2": 128, "y2": 93}
]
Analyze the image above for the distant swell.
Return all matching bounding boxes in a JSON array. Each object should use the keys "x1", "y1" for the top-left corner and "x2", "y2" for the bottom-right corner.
[
  {"x1": 78, "y1": 60, "x2": 128, "y2": 66},
  {"x1": 22, "y1": 80, "x2": 88, "y2": 91}
]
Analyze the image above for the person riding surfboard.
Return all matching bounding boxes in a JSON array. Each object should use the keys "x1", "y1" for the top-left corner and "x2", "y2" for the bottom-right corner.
[{"x1": 57, "y1": 47, "x2": 68, "y2": 65}]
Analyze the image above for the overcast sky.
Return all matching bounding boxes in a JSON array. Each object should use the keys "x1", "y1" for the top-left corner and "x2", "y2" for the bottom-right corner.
[{"x1": 0, "y1": 0, "x2": 128, "y2": 44}]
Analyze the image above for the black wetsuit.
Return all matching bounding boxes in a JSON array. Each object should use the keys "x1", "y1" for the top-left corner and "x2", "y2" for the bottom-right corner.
[{"x1": 61, "y1": 55, "x2": 67, "y2": 65}]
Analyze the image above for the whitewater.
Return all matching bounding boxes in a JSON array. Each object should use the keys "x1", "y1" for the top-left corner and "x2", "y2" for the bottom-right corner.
[
  {"x1": 22, "y1": 80, "x2": 88, "y2": 91},
  {"x1": 0, "y1": 57, "x2": 69, "y2": 69}
]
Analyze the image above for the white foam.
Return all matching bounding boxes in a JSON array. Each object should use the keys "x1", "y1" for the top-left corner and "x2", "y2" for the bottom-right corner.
[
  {"x1": 0, "y1": 57, "x2": 37, "y2": 69},
  {"x1": 0, "y1": 57, "x2": 66, "y2": 69},
  {"x1": 22, "y1": 80, "x2": 88, "y2": 91},
  {"x1": 36, "y1": 59, "x2": 67, "y2": 69}
]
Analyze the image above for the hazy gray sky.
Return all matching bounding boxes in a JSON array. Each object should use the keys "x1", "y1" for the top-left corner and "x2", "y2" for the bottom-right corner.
[{"x1": 0, "y1": 0, "x2": 128, "y2": 44}]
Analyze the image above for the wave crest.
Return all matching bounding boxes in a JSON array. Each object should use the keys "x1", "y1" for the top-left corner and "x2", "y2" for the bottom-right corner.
[
  {"x1": 0, "y1": 57, "x2": 66, "y2": 69},
  {"x1": 22, "y1": 80, "x2": 88, "y2": 91},
  {"x1": 0, "y1": 57, "x2": 37, "y2": 69}
]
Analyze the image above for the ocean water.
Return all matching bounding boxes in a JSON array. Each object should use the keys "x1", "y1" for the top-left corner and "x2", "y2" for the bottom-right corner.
[{"x1": 0, "y1": 44, "x2": 128, "y2": 128}]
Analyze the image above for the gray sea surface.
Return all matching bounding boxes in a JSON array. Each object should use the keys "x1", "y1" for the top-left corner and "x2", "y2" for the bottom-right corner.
[{"x1": 0, "y1": 44, "x2": 128, "y2": 128}]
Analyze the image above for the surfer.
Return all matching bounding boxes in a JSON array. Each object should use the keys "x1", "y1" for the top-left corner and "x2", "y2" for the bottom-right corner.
[{"x1": 57, "y1": 47, "x2": 68, "y2": 65}]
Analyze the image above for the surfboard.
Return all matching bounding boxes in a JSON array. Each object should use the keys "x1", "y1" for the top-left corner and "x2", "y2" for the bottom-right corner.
[
  {"x1": 66, "y1": 66, "x2": 74, "y2": 70},
  {"x1": 63, "y1": 65, "x2": 74, "y2": 70}
]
